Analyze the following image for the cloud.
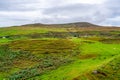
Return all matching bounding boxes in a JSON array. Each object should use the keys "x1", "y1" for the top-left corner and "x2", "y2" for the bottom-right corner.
[
  {"x1": 0, "y1": 0, "x2": 120, "y2": 27},
  {"x1": 41, "y1": 3, "x2": 110, "y2": 24},
  {"x1": 99, "y1": 0, "x2": 120, "y2": 26}
]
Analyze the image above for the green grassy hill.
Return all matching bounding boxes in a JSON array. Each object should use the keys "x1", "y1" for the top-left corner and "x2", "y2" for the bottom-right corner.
[{"x1": 0, "y1": 22, "x2": 120, "y2": 80}]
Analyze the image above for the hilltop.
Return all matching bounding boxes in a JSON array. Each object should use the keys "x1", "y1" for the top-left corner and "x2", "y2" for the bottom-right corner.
[
  {"x1": 21, "y1": 22, "x2": 100, "y2": 27},
  {"x1": 0, "y1": 22, "x2": 120, "y2": 39}
]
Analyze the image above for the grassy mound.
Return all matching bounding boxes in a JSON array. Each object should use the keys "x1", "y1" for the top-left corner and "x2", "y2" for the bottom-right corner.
[{"x1": 74, "y1": 55, "x2": 120, "y2": 80}]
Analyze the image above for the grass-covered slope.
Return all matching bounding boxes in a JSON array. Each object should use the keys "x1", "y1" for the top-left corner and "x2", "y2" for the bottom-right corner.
[
  {"x1": 0, "y1": 26, "x2": 67, "y2": 36},
  {"x1": 0, "y1": 23, "x2": 120, "y2": 80},
  {"x1": 31, "y1": 40, "x2": 120, "y2": 80},
  {"x1": 0, "y1": 38, "x2": 120, "y2": 80},
  {"x1": 0, "y1": 39, "x2": 80, "y2": 79},
  {"x1": 74, "y1": 54, "x2": 120, "y2": 80}
]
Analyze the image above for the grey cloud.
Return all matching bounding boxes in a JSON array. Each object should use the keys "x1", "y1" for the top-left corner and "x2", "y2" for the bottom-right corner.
[
  {"x1": 98, "y1": 0, "x2": 120, "y2": 25},
  {"x1": 104, "y1": 0, "x2": 120, "y2": 17},
  {"x1": 41, "y1": 3, "x2": 109, "y2": 24},
  {"x1": 0, "y1": 0, "x2": 120, "y2": 27},
  {"x1": 0, "y1": 0, "x2": 41, "y2": 11}
]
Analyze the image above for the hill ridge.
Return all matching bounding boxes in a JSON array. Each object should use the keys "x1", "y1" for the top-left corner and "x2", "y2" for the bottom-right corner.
[{"x1": 22, "y1": 22, "x2": 100, "y2": 27}]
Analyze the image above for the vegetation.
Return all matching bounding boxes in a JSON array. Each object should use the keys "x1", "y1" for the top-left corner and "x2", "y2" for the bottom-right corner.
[{"x1": 0, "y1": 22, "x2": 120, "y2": 80}]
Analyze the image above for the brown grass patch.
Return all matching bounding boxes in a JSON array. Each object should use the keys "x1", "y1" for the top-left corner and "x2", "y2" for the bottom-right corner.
[
  {"x1": 8, "y1": 39, "x2": 77, "y2": 54},
  {"x1": 79, "y1": 54, "x2": 98, "y2": 60},
  {"x1": 100, "y1": 38, "x2": 120, "y2": 44},
  {"x1": 13, "y1": 59, "x2": 38, "y2": 69}
]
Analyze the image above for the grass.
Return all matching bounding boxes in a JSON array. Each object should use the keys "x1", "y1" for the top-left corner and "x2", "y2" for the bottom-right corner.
[
  {"x1": 0, "y1": 27, "x2": 67, "y2": 36},
  {"x1": 75, "y1": 54, "x2": 120, "y2": 80},
  {"x1": 30, "y1": 39, "x2": 120, "y2": 80},
  {"x1": 0, "y1": 38, "x2": 11, "y2": 44},
  {"x1": 34, "y1": 59, "x2": 104, "y2": 80},
  {"x1": 0, "y1": 39, "x2": 79, "y2": 79},
  {"x1": 0, "y1": 25, "x2": 120, "y2": 80},
  {"x1": 0, "y1": 37, "x2": 120, "y2": 80},
  {"x1": 8, "y1": 39, "x2": 77, "y2": 55}
]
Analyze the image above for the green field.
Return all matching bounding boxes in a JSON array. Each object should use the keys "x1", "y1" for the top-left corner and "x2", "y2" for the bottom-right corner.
[{"x1": 0, "y1": 24, "x2": 120, "y2": 80}]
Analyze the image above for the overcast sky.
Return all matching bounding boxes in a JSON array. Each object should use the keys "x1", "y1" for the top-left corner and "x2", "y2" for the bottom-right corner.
[{"x1": 0, "y1": 0, "x2": 120, "y2": 27}]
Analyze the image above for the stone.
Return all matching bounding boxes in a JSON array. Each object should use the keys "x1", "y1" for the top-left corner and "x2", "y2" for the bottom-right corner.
[{"x1": 93, "y1": 70, "x2": 98, "y2": 74}]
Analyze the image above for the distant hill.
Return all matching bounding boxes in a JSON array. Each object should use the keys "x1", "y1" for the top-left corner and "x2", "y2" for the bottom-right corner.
[
  {"x1": 22, "y1": 22, "x2": 100, "y2": 27},
  {"x1": 64, "y1": 22, "x2": 100, "y2": 27},
  {"x1": 22, "y1": 23, "x2": 44, "y2": 26}
]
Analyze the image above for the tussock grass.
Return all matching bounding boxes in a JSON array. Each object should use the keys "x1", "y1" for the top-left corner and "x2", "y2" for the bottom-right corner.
[{"x1": 8, "y1": 39, "x2": 77, "y2": 55}]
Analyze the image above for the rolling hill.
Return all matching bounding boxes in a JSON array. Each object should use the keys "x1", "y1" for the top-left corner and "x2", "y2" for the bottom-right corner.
[
  {"x1": 21, "y1": 22, "x2": 107, "y2": 28},
  {"x1": 0, "y1": 22, "x2": 120, "y2": 80}
]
